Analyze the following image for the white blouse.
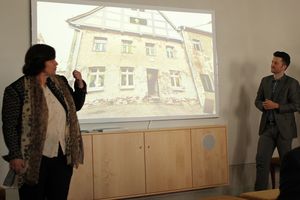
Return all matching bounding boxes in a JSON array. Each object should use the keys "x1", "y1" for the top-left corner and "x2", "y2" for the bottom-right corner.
[{"x1": 42, "y1": 86, "x2": 67, "y2": 157}]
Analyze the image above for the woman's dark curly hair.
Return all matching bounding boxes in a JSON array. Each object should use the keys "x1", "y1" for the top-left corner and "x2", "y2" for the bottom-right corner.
[{"x1": 22, "y1": 44, "x2": 56, "y2": 76}]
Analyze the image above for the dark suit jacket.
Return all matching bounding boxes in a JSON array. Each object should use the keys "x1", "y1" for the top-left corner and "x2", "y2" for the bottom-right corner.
[
  {"x1": 277, "y1": 146, "x2": 300, "y2": 200},
  {"x1": 255, "y1": 74, "x2": 300, "y2": 139}
]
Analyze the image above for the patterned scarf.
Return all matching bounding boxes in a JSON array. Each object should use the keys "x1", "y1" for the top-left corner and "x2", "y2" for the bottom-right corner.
[{"x1": 18, "y1": 75, "x2": 83, "y2": 186}]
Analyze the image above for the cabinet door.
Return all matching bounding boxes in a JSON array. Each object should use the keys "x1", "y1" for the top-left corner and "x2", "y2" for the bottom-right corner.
[
  {"x1": 191, "y1": 127, "x2": 228, "y2": 188},
  {"x1": 93, "y1": 132, "x2": 145, "y2": 199},
  {"x1": 145, "y1": 129, "x2": 192, "y2": 193},
  {"x1": 68, "y1": 135, "x2": 93, "y2": 200}
]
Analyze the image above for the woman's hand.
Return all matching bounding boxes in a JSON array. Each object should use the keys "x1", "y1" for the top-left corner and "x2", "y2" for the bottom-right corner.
[
  {"x1": 72, "y1": 70, "x2": 84, "y2": 88},
  {"x1": 10, "y1": 159, "x2": 25, "y2": 174}
]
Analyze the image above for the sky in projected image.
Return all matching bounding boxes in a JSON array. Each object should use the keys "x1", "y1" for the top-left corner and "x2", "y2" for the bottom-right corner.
[{"x1": 35, "y1": 1, "x2": 217, "y2": 122}]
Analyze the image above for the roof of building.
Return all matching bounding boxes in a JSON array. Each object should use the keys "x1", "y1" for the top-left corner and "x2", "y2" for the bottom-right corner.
[{"x1": 66, "y1": 6, "x2": 184, "y2": 41}]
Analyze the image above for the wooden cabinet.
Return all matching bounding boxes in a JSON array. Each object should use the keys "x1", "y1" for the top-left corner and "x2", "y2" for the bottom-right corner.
[
  {"x1": 69, "y1": 126, "x2": 228, "y2": 200},
  {"x1": 191, "y1": 127, "x2": 228, "y2": 188},
  {"x1": 93, "y1": 132, "x2": 145, "y2": 199},
  {"x1": 68, "y1": 135, "x2": 93, "y2": 200},
  {"x1": 145, "y1": 129, "x2": 192, "y2": 193}
]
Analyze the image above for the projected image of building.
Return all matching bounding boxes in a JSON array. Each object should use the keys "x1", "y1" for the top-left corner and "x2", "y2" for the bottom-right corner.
[
  {"x1": 58, "y1": 6, "x2": 215, "y2": 119},
  {"x1": 180, "y1": 27, "x2": 215, "y2": 114}
]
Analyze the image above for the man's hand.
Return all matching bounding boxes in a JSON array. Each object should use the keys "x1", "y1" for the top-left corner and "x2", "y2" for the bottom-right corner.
[{"x1": 263, "y1": 99, "x2": 279, "y2": 110}]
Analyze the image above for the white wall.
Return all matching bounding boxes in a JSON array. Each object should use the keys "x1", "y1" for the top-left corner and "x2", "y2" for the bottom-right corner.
[
  {"x1": 1, "y1": 0, "x2": 300, "y2": 197},
  {"x1": 0, "y1": 0, "x2": 30, "y2": 185}
]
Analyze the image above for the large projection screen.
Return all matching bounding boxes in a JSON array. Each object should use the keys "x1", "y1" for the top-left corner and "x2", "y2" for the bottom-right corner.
[{"x1": 31, "y1": 0, "x2": 219, "y2": 123}]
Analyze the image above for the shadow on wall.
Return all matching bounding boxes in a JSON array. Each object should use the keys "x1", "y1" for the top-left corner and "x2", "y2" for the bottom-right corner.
[
  {"x1": 232, "y1": 61, "x2": 258, "y2": 162},
  {"x1": 226, "y1": 61, "x2": 259, "y2": 193}
]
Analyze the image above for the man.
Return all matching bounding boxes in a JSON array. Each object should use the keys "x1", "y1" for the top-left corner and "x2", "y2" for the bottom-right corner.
[
  {"x1": 254, "y1": 51, "x2": 300, "y2": 191},
  {"x1": 277, "y1": 146, "x2": 300, "y2": 199}
]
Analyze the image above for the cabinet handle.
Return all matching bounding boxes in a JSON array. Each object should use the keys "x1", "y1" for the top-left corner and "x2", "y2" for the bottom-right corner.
[
  {"x1": 139, "y1": 146, "x2": 142, "y2": 149},
  {"x1": 147, "y1": 145, "x2": 150, "y2": 149}
]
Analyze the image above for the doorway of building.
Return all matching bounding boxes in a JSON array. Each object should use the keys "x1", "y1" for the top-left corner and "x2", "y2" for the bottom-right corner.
[{"x1": 147, "y1": 68, "x2": 159, "y2": 98}]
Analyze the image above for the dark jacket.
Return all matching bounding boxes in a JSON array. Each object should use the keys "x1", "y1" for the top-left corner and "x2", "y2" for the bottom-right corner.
[
  {"x1": 2, "y1": 75, "x2": 86, "y2": 161},
  {"x1": 255, "y1": 74, "x2": 300, "y2": 139}
]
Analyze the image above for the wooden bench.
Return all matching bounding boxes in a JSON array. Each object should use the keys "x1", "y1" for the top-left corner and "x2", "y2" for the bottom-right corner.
[
  {"x1": 240, "y1": 189, "x2": 279, "y2": 200},
  {"x1": 201, "y1": 195, "x2": 246, "y2": 200},
  {"x1": 270, "y1": 157, "x2": 280, "y2": 189}
]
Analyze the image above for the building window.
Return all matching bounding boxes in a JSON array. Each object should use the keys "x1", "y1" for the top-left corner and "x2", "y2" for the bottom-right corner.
[
  {"x1": 88, "y1": 66, "x2": 105, "y2": 91},
  {"x1": 145, "y1": 43, "x2": 155, "y2": 56},
  {"x1": 121, "y1": 40, "x2": 133, "y2": 54},
  {"x1": 93, "y1": 37, "x2": 107, "y2": 52},
  {"x1": 200, "y1": 73, "x2": 214, "y2": 92},
  {"x1": 166, "y1": 45, "x2": 175, "y2": 58},
  {"x1": 120, "y1": 67, "x2": 134, "y2": 89},
  {"x1": 170, "y1": 70, "x2": 181, "y2": 88},
  {"x1": 192, "y1": 39, "x2": 203, "y2": 52},
  {"x1": 131, "y1": 8, "x2": 145, "y2": 12},
  {"x1": 130, "y1": 17, "x2": 147, "y2": 25}
]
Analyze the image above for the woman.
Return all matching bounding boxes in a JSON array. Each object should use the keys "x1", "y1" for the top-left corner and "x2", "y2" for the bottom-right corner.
[{"x1": 2, "y1": 44, "x2": 86, "y2": 200}]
